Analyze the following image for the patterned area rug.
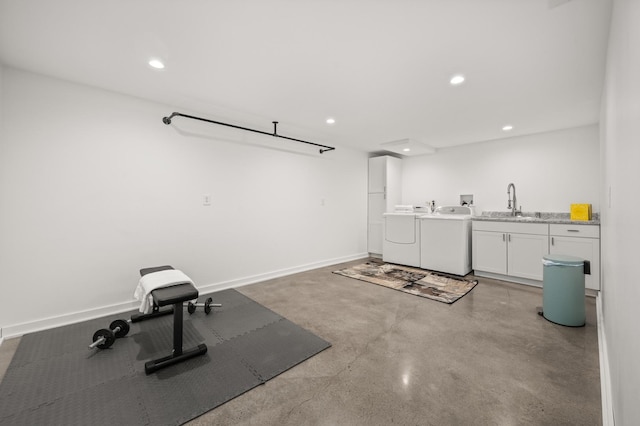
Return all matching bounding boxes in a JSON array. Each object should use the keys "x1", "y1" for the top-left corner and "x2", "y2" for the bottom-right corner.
[{"x1": 333, "y1": 260, "x2": 478, "y2": 304}]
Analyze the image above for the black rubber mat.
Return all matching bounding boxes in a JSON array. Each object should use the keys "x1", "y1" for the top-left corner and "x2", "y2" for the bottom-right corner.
[
  {"x1": 227, "y1": 318, "x2": 334, "y2": 382},
  {"x1": 0, "y1": 289, "x2": 331, "y2": 426}
]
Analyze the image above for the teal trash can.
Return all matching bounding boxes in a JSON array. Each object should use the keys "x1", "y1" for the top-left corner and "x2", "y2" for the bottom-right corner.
[{"x1": 542, "y1": 254, "x2": 585, "y2": 327}]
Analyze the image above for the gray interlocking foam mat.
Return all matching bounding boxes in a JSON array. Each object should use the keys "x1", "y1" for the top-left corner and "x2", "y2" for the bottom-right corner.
[{"x1": 0, "y1": 289, "x2": 331, "y2": 426}]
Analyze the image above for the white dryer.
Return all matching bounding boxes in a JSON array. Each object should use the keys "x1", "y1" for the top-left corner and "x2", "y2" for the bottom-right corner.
[
  {"x1": 383, "y1": 206, "x2": 421, "y2": 267},
  {"x1": 420, "y1": 206, "x2": 475, "y2": 276}
]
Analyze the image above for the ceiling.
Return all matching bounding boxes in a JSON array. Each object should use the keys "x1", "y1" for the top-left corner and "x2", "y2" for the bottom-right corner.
[{"x1": 0, "y1": 0, "x2": 612, "y2": 156}]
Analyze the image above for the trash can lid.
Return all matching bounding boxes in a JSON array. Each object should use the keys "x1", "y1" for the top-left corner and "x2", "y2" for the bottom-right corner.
[{"x1": 543, "y1": 254, "x2": 584, "y2": 266}]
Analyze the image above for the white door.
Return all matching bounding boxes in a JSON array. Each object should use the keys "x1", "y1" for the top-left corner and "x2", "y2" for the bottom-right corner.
[
  {"x1": 368, "y1": 156, "x2": 387, "y2": 193},
  {"x1": 507, "y1": 233, "x2": 549, "y2": 280},
  {"x1": 385, "y1": 157, "x2": 402, "y2": 211},
  {"x1": 368, "y1": 193, "x2": 386, "y2": 254},
  {"x1": 385, "y1": 215, "x2": 417, "y2": 244},
  {"x1": 550, "y1": 236, "x2": 600, "y2": 290},
  {"x1": 472, "y1": 230, "x2": 507, "y2": 275}
]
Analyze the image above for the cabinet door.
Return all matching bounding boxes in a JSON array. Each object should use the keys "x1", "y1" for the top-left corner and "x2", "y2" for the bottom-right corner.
[
  {"x1": 368, "y1": 156, "x2": 387, "y2": 193},
  {"x1": 550, "y1": 236, "x2": 600, "y2": 290},
  {"x1": 507, "y1": 233, "x2": 549, "y2": 280},
  {"x1": 385, "y1": 156, "x2": 402, "y2": 211},
  {"x1": 368, "y1": 223, "x2": 383, "y2": 254},
  {"x1": 472, "y1": 231, "x2": 507, "y2": 274},
  {"x1": 368, "y1": 193, "x2": 386, "y2": 254}
]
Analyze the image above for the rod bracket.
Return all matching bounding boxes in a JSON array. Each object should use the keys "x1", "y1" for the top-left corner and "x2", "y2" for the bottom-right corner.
[{"x1": 162, "y1": 112, "x2": 179, "y2": 125}]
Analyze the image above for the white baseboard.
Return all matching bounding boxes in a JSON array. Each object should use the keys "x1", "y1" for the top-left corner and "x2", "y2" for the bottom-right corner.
[
  {"x1": 473, "y1": 271, "x2": 599, "y2": 297},
  {"x1": 597, "y1": 293, "x2": 614, "y2": 425},
  {"x1": 0, "y1": 252, "x2": 369, "y2": 342},
  {"x1": 473, "y1": 270, "x2": 543, "y2": 288},
  {"x1": 196, "y1": 252, "x2": 369, "y2": 295},
  {"x1": 1, "y1": 299, "x2": 141, "y2": 340}
]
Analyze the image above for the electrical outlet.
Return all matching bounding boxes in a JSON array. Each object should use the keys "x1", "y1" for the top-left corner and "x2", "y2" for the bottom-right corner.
[{"x1": 203, "y1": 194, "x2": 211, "y2": 206}]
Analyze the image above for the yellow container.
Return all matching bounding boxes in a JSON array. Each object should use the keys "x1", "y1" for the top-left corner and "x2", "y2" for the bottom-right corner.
[{"x1": 570, "y1": 204, "x2": 592, "y2": 221}]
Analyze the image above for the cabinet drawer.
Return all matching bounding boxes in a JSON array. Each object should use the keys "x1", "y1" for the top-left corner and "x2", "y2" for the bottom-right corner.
[
  {"x1": 549, "y1": 224, "x2": 600, "y2": 238},
  {"x1": 472, "y1": 220, "x2": 548, "y2": 235}
]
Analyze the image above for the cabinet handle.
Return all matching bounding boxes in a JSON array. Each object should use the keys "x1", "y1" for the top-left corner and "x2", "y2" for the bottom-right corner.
[
  {"x1": 567, "y1": 229, "x2": 579, "y2": 232},
  {"x1": 502, "y1": 234, "x2": 505, "y2": 242},
  {"x1": 508, "y1": 234, "x2": 511, "y2": 242},
  {"x1": 551, "y1": 237, "x2": 554, "y2": 246}
]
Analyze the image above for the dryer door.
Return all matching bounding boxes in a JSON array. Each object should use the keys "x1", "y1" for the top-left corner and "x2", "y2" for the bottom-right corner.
[{"x1": 384, "y1": 215, "x2": 417, "y2": 244}]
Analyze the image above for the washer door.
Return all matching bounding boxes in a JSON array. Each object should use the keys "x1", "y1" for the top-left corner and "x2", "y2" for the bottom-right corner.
[{"x1": 385, "y1": 215, "x2": 417, "y2": 244}]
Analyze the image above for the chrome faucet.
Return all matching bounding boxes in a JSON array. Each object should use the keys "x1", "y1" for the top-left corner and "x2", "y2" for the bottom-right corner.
[{"x1": 507, "y1": 183, "x2": 521, "y2": 216}]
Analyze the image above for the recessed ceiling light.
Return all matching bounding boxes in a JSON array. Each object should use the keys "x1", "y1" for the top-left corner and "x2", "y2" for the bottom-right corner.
[
  {"x1": 450, "y1": 74, "x2": 465, "y2": 85},
  {"x1": 148, "y1": 59, "x2": 165, "y2": 69},
  {"x1": 326, "y1": 117, "x2": 336, "y2": 125},
  {"x1": 403, "y1": 148, "x2": 411, "y2": 152},
  {"x1": 502, "y1": 125, "x2": 514, "y2": 131}
]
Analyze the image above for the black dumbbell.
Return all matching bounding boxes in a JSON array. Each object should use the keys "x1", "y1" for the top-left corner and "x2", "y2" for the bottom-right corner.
[
  {"x1": 88, "y1": 319, "x2": 131, "y2": 350},
  {"x1": 186, "y1": 297, "x2": 222, "y2": 315}
]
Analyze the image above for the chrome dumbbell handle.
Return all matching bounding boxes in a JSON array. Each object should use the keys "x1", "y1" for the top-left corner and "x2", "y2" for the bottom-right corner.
[
  {"x1": 88, "y1": 319, "x2": 131, "y2": 350},
  {"x1": 88, "y1": 336, "x2": 106, "y2": 349},
  {"x1": 191, "y1": 302, "x2": 222, "y2": 308},
  {"x1": 88, "y1": 329, "x2": 114, "y2": 350},
  {"x1": 187, "y1": 297, "x2": 222, "y2": 315}
]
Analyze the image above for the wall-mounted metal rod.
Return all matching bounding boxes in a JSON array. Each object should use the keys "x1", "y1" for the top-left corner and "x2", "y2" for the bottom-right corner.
[{"x1": 162, "y1": 112, "x2": 335, "y2": 154}]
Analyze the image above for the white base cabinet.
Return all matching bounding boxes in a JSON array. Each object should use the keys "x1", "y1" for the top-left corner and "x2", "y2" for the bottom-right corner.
[
  {"x1": 473, "y1": 221, "x2": 549, "y2": 281},
  {"x1": 473, "y1": 220, "x2": 601, "y2": 291},
  {"x1": 549, "y1": 224, "x2": 600, "y2": 290}
]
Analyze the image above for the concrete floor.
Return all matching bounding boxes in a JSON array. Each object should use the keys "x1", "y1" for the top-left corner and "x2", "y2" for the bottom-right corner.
[{"x1": 0, "y1": 258, "x2": 601, "y2": 425}]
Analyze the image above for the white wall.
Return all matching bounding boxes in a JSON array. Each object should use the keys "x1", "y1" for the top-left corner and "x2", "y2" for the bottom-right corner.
[
  {"x1": 0, "y1": 67, "x2": 368, "y2": 336},
  {"x1": 0, "y1": 63, "x2": 3, "y2": 131},
  {"x1": 402, "y1": 125, "x2": 600, "y2": 214},
  {"x1": 600, "y1": 0, "x2": 640, "y2": 424}
]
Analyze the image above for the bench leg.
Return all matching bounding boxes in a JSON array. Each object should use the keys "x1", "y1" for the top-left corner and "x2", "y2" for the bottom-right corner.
[
  {"x1": 174, "y1": 299, "x2": 183, "y2": 355},
  {"x1": 144, "y1": 300, "x2": 208, "y2": 375},
  {"x1": 144, "y1": 344, "x2": 208, "y2": 374}
]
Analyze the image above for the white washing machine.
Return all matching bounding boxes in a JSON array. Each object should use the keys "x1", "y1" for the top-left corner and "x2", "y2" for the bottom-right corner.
[
  {"x1": 383, "y1": 206, "x2": 421, "y2": 267},
  {"x1": 420, "y1": 206, "x2": 475, "y2": 276}
]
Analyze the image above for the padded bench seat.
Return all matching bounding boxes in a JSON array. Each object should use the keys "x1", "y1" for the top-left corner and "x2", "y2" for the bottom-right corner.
[{"x1": 152, "y1": 283, "x2": 198, "y2": 307}]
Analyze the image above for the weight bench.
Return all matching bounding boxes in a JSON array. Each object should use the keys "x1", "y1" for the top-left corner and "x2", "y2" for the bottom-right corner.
[{"x1": 133, "y1": 265, "x2": 208, "y2": 375}]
